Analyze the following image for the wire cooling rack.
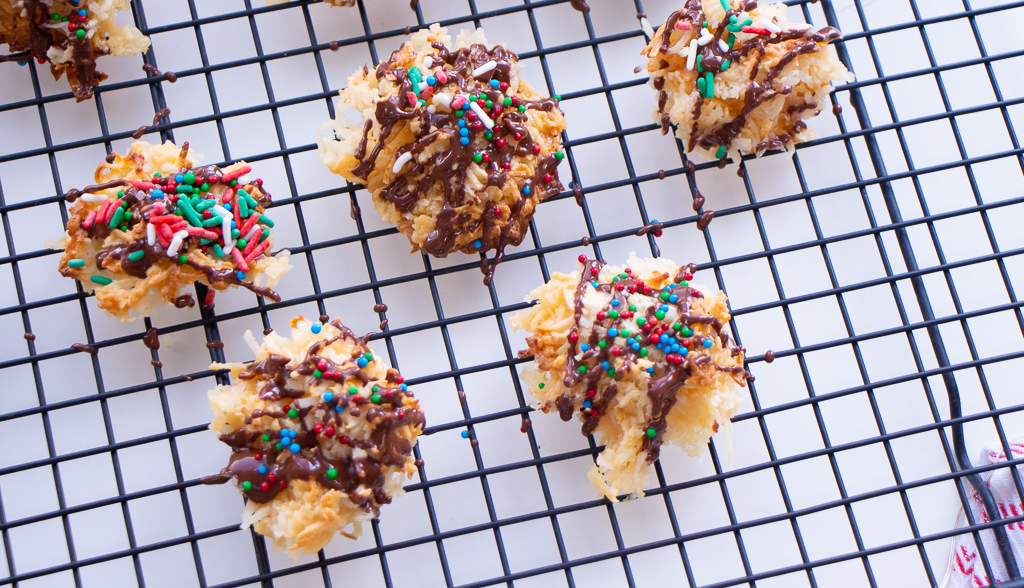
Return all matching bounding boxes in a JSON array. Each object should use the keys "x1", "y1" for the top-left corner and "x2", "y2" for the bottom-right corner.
[{"x1": 3, "y1": 0, "x2": 1024, "y2": 586}]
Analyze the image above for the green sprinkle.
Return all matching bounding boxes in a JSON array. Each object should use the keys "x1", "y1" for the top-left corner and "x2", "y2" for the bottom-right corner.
[
  {"x1": 598, "y1": 340, "x2": 607, "y2": 349},
  {"x1": 553, "y1": 94, "x2": 561, "y2": 101},
  {"x1": 518, "y1": 105, "x2": 526, "y2": 113},
  {"x1": 607, "y1": 369, "x2": 616, "y2": 377},
  {"x1": 371, "y1": 394, "x2": 381, "y2": 404},
  {"x1": 260, "y1": 229, "x2": 270, "y2": 243},
  {"x1": 726, "y1": 23, "x2": 743, "y2": 32},
  {"x1": 673, "y1": 322, "x2": 682, "y2": 330},
  {"x1": 184, "y1": 172, "x2": 196, "y2": 185},
  {"x1": 646, "y1": 427, "x2": 657, "y2": 438},
  {"x1": 90, "y1": 275, "x2": 112, "y2": 285},
  {"x1": 237, "y1": 238, "x2": 248, "y2": 249},
  {"x1": 722, "y1": 59, "x2": 731, "y2": 71},
  {"x1": 538, "y1": 383, "x2": 545, "y2": 389},
  {"x1": 636, "y1": 318, "x2": 646, "y2": 326},
  {"x1": 262, "y1": 433, "x2": 270, "y2": 442},
  {"x1": 177, "y1": 197, "x2": 202, "y2": 227},
  {"x1": 127, "y1": 250, "x2": 145, "y2": 262},
  {"x1": 313, "y1": 370, "x2": 322, "y2": 378},
  {"x1": 52, "y1": 13, "x2": 59, "y2": 21},
  {"x1": 178, "y1": 254, "x2": 188, "y2": 264},
  {"x1": 200, "y1": 182, "x2": 210, "y2": 192},
  {"x1": 108, "y1": 206, "x2": 125, "y2": 229},
  {"x1": 202, "y1": 216, "x2": 222, "y2": 228},
  {"x1": 327, "y1": 468, "x2": 338, "y2": 480},
  {"x1": 697, "y1": 76, "x2": 706, "y2": 96},
  {"x1": 727, "y1": 33, "x2": 736, "y2": 46},
  {"x1": 229, "y1": 180, "x2": 238, "y2": 187},
  {"x1": 117, "y1": 190, "x2": 125, "y2": 197},
  {"x1": 242, "y1": 481, "x2": 252, "y2": 491},
  {"x1": 720, "y1": 0, "x2": 731, "y2": 11},
  {"x1": 372, "y1": 385, "x2": 379, "y2": 392},
  {"x1": 639, "y1": 348, "x2": 649, "y2": 357},
  {"x1": 213, "y1": 244, "x2": 225, "y2": 258},
  {"x1": 348, "y1": 386, "x2": 358, "y2": 394},
  {"x1": 239, "y1": 188, "x2": 258, "y2": 208},
  {"x1": 683, "y1": 327, "x2": 693, "y2": 337},
  {"x1": 67, "y1": 259, "x2": 85, "y2": 268},
  {"x1": 288, "y1": 408, "x2": 299, "y2": 418},
  {"x1": 620, "y1": 330, "x2": 629, "y2": 338},
  {"x1": 609, "y1": 310, "x2": 620, "y2": 319},
  {"x1": 705, "y1": 72, "x2": 714, "y2": 99},
  {"x1": 175, "y1": 184, "x2": 193, "y2": 194},
  {"x1": 655, "y1": 310, "x2": 666, "y2": 320},
  {"x1": 76, "y1": 28, "x2": 85, "y2": 39},
  {"x1": 275, "y1": 442, "x2": 283, "y2": 451},
  {"x1": 729, "y1": 14, "x2": 738, "y2": 24},
  {"x1": 485, "y1": 131, "x2": 493, "y2": 140},
  {"x1": 503, "y1": 97, "x2": 512, "y2": 107},
  {"x1": 231, "y1": 229, "x2": 240, "y2": 239},
  {"x1": 258, "y1": 214, "x2": 274, "y2": 228},
  {"x1": 660, "y1": 291, "x2": 670, "y2": 301},
  {"x1": 364, "y1": 352, "x2": 373, "y2": 361},
  {"x1": 579, "y1": 366, "x2": 587, "y2": 374},
  {"x1": 473, "y1": 153, "x2": 483, "y2": 163},
  {"x1": 200, "y1": 239, "x2": 212, "y2": 246},
  {"x1": 697, "y1": 54, "x2": 703, "y2": 74},
  {"x1": 195, "y1": 199, "x2": 215, "y2": 211},
  {"x1": 716, "y1": 145, "x2": 727, "y2": 159}
]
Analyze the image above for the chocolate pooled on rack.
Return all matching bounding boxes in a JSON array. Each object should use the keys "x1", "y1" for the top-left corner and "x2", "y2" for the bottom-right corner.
[
  {"x1": 203, "y1": 317, "x2": 425, "y2": 556},
  {"x1": 58, "y1": 141, "x2": 291, "y2": 321},
  {"x1": 512, "y1": 254, "x2": 749, "y2": 500},
  {"x1": 0, "y1": 0, "x2": 150, "y2": 101},
  {"x1": 318, "y1": 23, "x2": 567, "y2": 283},
  {"x1": 642, "y1": 0, "x2": 853, "y2": 163}
]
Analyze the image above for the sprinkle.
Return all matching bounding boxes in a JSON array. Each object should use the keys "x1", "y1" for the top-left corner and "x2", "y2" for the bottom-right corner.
[
  {"x1": 646, "y1": 427, "x2": 657, "y2": 438},
  {"x1": 469, "y1": 102, "x2": 494, "y2": 129},
  {"x1": 127, "y1": 250, "x2": 145, "y2": 262},
  {"x1": 67, "y1": 259, "x2": 85, "y2": 268},
  {"x1": 715, "y1": 145, "x2": 727, "y2": 159},
  {"x1": 697, "y1": 76, "x2": 706, "y2": 95},
  {"x1": 326, "y1": 468, "x2": 338, "y2": 479},
  {"x1": 703, "y1": 338, "x2": 714, "y2": 348},
  {"x1": 311, "y1": 323, "x2": 322, "y2": 334},
  {"x1": 718, "y1": 39, "x2": 730, "y2": 53},
  {"x1": 686, "y1": 39, "x2": 698, "y2": 71},
  {"x1": 80, "y1": 193, "x2": 106, "y2": 203},
  {"x1": 220, "y1": 165, "x2": 251, "y2": 183},
  {"x1": 640, "y1": 17, "x2": 656, "y2": 40},
  {"x1": 423, "y1": 56, "x2": 433, "y2": 69},
  {"x1": 757, "y1": 19, "x2": 782, "y2": 34},
  {"x1": 473, "y1": 240, "x2": 482, "y2": 248},
  {"x1": 741, "y1": 26, "x2": 772, "y2": 35},
  {"x1": 722, "y1": 59, "x2": 731, "y2": 71},
  {"x1": 461, "y1": 430, "x2": 470, "y2": 439},
  {"x1": 289, "y1": 443, "x2": 301, "y2": 453},
  {"x1": 242, "y1": 480, "x2": 253, "y2": 491},
  {"x1": 705, "y1": 72, "x2": 714, "y2": 98},
  {"x1": 357, "y1": 357, "x2": 369, "y2": 368},
  {"x1": 90, "y1": 275, "x2": 112, "y2": 285},
  {"x1": 697, "y1": 29, "x2": 714, "y2": 46},
  {"x1": 166, "y1": 230, "x2": 188, "y2": 257},
  {"x1": 674, "y1": 20, "x2": 692, "y2": 30},
  {"x1": 472, "y1": 60, "x2": 498, "y2": 77}
]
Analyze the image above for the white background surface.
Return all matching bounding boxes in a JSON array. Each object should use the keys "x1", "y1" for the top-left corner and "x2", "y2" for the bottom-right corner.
[{"x1": 2, "y1": 0, "x2": 1024, "y2": 586}]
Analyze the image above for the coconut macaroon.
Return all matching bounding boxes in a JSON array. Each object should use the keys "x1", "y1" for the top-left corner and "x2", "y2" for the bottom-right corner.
[
  {"x1": 511, "y1": 254, "x2": 749, "y2": 500},
  {"x1": 57, "y1": 141, "x2": 291, "y2": 321},
  {"x1": 203, "y1": 317, "x2": 425, "y2": 556},
  {"x1": 0, "y1": 0, "x2": 150, "y2": 101},
  {"x1": 318, "y1": 23, "x2": 567, "y2": 282},
  {"x1": 642, "y1": 0, "x2": 853, "y2": 163}
]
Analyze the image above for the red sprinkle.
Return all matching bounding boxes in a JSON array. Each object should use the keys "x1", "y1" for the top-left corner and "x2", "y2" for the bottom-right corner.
[
  {"x1": 279, "y1": 481, "x2": 287, "y2": 488},
  {"x1": 544, "y1": 173, "x2": 553, "y2": 183},
  {"x1": 493, "y1": 207, "x2": 501, "y2": 217},
  {"x1": 532, "y1": 145, "x2": 541, "y2": 154},
  {"x1": 268, "y1": 473, "x2": 277, "y2": 483},
  {"x1": 352, "y1": 395, "x2": 361, "y2": 403},
  {"x1": 325, "y1": 427, "x2": 335, "y2": 437},
  {"x1": 261, "y1": 482, "x2": 270, "y2": 491},
  {"x1": 495, "y1": 138, "x2": 506, "y2": 148},
  {"x1": 578, "y1": 254, "x2": 588, "y2": 263},
  {"x1": 587, "y1": 389, "x2": 596, "y2": 398},
  {"x1": 317, "y1": 360, "x2": 327, "y2": 371},
  {"x1": 569, "y1": 332, "x2": 579, "y2": 343},
  {"x1": 255, "y1": 453, "x2": 262, "y2": 460},
  {"x1": 741, "y1": 26, "x2": 772, "y2": 35},
  {"x1": 340, "y1": 435, "x2": 349, "y2": 444}
]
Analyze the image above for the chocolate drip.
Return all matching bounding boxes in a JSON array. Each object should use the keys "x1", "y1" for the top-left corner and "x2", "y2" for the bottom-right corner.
[
  {"x1": 697, "y1": 211, "x2": 715, "y2": 230},
  {"x1": 132, "y1": 108, "x2": 171, "y2": 140},
  {"x1": 569, "y1": 0, "x2": 590, "y2": 12},
  {"x1": 373, "y1": 303, "x2": 388, "y2": 313},
  {"x1": 636, "y1": 220, "x2": 663, "y2": 236},
  {"x1": 65, "y1": 179, "x2": 133, "y2": 203},
  {"x1": 764, "y1": 350, "x2": 775, "y2": 363},
  {"x1": 71, "y1": 343, "x2": 98, "y2": 355},
  {"x1": 143, "y1": 327, "x2": 160, "y2": 350},
  {"x1": 142, "y1": 64, "x2": 177, "y2": 83}
]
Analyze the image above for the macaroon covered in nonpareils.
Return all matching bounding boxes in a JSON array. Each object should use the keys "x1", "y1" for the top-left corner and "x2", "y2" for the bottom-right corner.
[
  {"x1": 58, "y1": 141, "x2": 291, "y2": 321},
  {"x1": 0, "y1": 0, "x2": 150, "y2": 101},
  {"x1": 203, "y1": 317, "x2": 425, "y2": 557},
  {"x1": 512, "y1": 254, "x2": 749, "y2": 500},
  {"x1": 643, "y1": 0, "x2": 853, "y2": 163},
  {"x1": 318, "y1": 23, "x2": 567, "y2": 283}
]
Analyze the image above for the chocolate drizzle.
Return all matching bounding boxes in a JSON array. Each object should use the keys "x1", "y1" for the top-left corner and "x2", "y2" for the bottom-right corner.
[
  {"x1": 142, "y1": 63, "x2": 177, "y2": 83},
  {"x1": 553, "y1": 259, "x2": 749, "y2": 462},
  {"x1": 132, "y1": 108, "x2": 171, "y2": 140},
  {"x1": 569, "y1": 0, "x2": 590, "y2": 12},
  {"x1": 347, "y1": 39, "x2": 563, "y2": 282},
  {"x1": 651, "y1": 0, "x2": 843, "y2": 159},
  {"x1": 143, "y1": 327, "x2": 160, "y2": 350},
  {"x1": 203, "y1": 320, "x2": 425, "y2": 513}
]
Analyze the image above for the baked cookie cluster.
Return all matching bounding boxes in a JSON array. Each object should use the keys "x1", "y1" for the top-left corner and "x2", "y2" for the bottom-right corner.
[
  {"x1": 204, "y1": 317, "x2": 425, "y2": 556},
  {"x1": 58, "y1": 141, "x2": 291, "y2": 320},
  {"x1": 643, "y1": 0, "x2": 853, "y2": 162},
  {"x1": 319, "y1": 23, "x2": 567, "y2": 282},
  {"x1": 512, "y1": 254, "x2": 749, "y2": 500},
  {"x1": 0, "y1": 0, "x2": 150, "y2": 100}
]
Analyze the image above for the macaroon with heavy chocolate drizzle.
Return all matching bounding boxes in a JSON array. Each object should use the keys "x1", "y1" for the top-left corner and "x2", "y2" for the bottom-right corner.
[
  {"x1": 204, "y1": 317, "x2": 425, "y2": 556},
  {"x1": 318, "y1": 24, "x2": 567, "y2": 283},
  {"x1": 58, "y1": 141, "x2": 291, "y2": 321},
  {"x1": 642, "y1": 0, "x2": 852, "y2": 163},
  {"x1": 512, "y1": 254, "x2": 748, "y2": 500},
  {"x1": 0, "y1": 0, "x2": 150, "y2": 101}
]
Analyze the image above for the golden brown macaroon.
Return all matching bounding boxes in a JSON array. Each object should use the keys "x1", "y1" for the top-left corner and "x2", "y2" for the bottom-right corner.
[
  {"x1": 318, "y1": 23, "x2": 567, "y2": 282},
  {"x1": 57, "y1": 141, "x2": 291, "y2": 321},
  {"x1": 0, "y1": 0, "x2": 150, "y2": 101},
  {"x1": 511, "y1": 254, "x2": 748, "y2": 500},
  {"x1": 642, "y1": 0, "x2": 853, "y2": 163},
  {"x1": 203, "y1": 316, "x2": 425, "y2": 557}
]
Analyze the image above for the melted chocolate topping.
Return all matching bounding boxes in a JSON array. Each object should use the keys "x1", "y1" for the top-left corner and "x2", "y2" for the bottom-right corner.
[
  {"x1": 347, "y1": 40, "x2": 564, "y2": 282},
  {"x1": 652, "y1": 0, "x2": 843, "y2": 159},
  {"x1": 203, "y1": 320, "x2": 425, "y2": 512},
  {"x1": 551, "y1": 258, "x2": 750, "y2": 462}
]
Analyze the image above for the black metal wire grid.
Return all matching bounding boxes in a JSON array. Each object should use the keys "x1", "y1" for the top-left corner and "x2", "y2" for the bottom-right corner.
[{"x1": 2, "y1": 0, "x2": 1024, "y2": 586}]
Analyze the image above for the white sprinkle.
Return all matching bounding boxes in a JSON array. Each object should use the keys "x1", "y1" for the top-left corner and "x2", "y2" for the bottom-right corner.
[
  {"x1": 237, "y1": 175, "x2": 250, "y2": 186},
  {"x1": 759, "y1": 20, "x2": 781, "y2": 34},
  {"x1": 469, "y1": 102, "x2": 494, "y2": 129},
  {"x1": 222, "y1": 216, "x2": 234, "y2": 254},
  {"x1": 432, "y1": 93, "x2": 452, "y2": 108},
  {"x1": 686, "y1": 39, "x2": 698, "y2": 71},
  {"x1": 697, "y1": 29, "x2": 714, "y2": 46},
  {"x1": 81, "y1": 193, "x2": 106, "y2": 203},
  {"x1": 244, "y1": 224, "x2": 261, "y2": 242},
  {"x1": 472, "y1": 60, "x2": 497, "y2": 77},
  {"x1": 167, "y1": 230, "x2": 188, "y2": 257},
  {"x1": 146, "y1": 223, "x2": 156, "y2": 247},
  {"x1": 427, "y1": 105, "x2": 436, "y2": 114},
  {"x1": 417, "y1": 81, "x2": 428, "y2": 92},
  {"x1": 422, "y1": 56, "x2": 433, "y2": 69},
  {"x1": 718, "y1": 39, "x2": 730, "y2": 53},
  {"x1": 788, "y1": 22, "x2": 812, "y2": 31},
  {"x1": 640, "y1": 17, "x2": 655, "y2": 41},
  {"x1": 392, "y1": 151, "x2": 413, "y2": 174},
  {"x1": 737, "y1": 11, "x2": 749, "y2": 22},
  {"x1": 211, "y1": 204, "x2": 231, "y2": 218}
]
